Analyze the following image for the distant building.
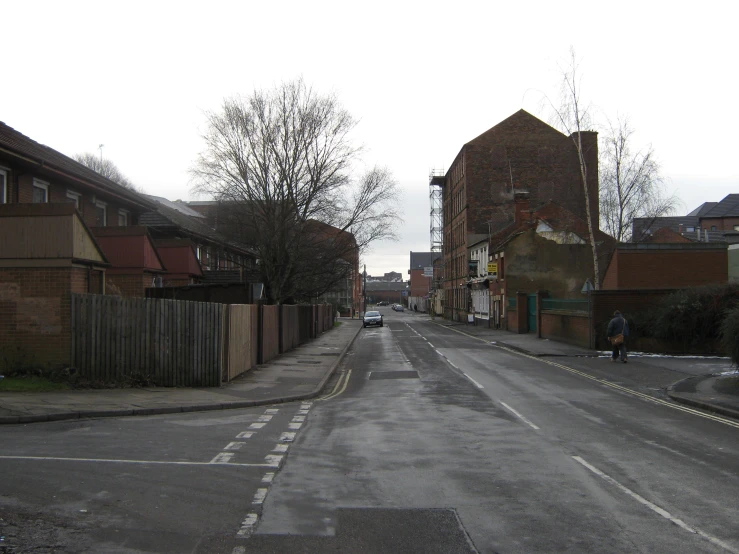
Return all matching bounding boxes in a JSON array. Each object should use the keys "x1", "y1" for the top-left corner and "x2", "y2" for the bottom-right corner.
[{"x1": 408, "y1": 251, "x2": 441, "y2": 312}]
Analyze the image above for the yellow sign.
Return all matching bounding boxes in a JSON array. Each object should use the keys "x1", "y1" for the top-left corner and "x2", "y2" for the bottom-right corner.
[{"x1": 487, "y1": 263, "x2": 498, "y2": 274}]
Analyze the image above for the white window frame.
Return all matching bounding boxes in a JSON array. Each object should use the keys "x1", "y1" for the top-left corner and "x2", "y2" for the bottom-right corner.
[
  {"x1": 32, "y1": 178, "x2": 49, "y2": 203},
  {"x1": 66, "y1": 190, "x2": 82, "y2": 209},
  {"x1": 118, "y1": 209, "x2": 130, "y2": 226},
  {"x1": 0, "y1": 167, "x2": 8, "y2": 203},
  {"x1": 95, "y1": 199, "x2": 108, "y2": 226}
]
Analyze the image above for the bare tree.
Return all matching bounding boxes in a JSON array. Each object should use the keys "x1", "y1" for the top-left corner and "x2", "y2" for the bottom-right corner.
[
  {"x1": 549, "y1": 48, "x2": 602, "y2": 289},
  {"x1": 191, "y1": 79, "x2": 401, "y2": 304},
  {"x1": 74, "y1": 152, "x2": 137, "y2": 190},
  {"x1": 600, "y1": 117, "x2": 679, "y2": 242}
]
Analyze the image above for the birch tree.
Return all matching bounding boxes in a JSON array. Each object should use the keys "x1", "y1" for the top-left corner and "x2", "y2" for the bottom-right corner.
[{"x1": 191, "y1": 79, "x2": 400, "y2": 304}]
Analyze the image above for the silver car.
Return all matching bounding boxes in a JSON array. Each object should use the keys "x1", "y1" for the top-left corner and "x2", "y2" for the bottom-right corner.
[{"x1": 363, "y1": 310, "x2": 383, "y2": 328}]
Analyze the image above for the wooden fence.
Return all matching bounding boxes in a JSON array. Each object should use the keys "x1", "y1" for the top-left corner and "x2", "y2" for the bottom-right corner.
[
  {"x1": 71, "y1": 295, "x2": 336, "y2": 386},
  {"x1": 71, "y1": 294, "x2": 224, "y2": 386}
]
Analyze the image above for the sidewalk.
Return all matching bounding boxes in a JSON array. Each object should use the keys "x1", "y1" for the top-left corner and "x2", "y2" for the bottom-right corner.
[
  {"x1": 1, "y1": 315, "x2": 737, "y2": 424},
  {"x1": 0, "y1": 319, "x2": 363, "y2": 424}
]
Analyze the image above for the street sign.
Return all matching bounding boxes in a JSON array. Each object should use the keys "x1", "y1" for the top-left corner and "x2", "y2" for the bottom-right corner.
[
  {"x1": 423, "y1": 266, "x2": 433, "y2": 277},
  {"x1": 487, "y1": 262, "x2": 498, "y2": 274}
]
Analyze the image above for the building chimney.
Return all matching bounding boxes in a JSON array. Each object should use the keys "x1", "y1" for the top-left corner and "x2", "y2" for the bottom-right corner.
[
  {"x1": 704, "y1": 229, "x2": 709, "y2": 242},
  {"x1": 514, "y1": 190, "x2": 530, "y2": 223}
]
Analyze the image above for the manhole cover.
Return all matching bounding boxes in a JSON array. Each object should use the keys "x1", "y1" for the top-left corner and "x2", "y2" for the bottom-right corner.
[{"x1": 369, "y1": 370, "x2": 419, "y2": 380}]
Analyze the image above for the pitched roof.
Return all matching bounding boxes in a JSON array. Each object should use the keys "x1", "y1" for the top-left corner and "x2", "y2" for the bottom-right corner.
[
  {"x1": 701, "y1": 194, "x2": 739, "y2": 218},
  {"x1": 409, "y1": 251, "x2": 441, "y2": 269},
  {"x1": 0, "y1": 121, "x2": 153, "y2": 209},
  {"x1": 687, "y1": 202, "x2": 718, "y2": 217},
  {"x1": 140, "y1": 197, "x2": 256, "y2": 256},
  {"x1": 466, "y1": 109, "x2": 567, "y2": 146}
]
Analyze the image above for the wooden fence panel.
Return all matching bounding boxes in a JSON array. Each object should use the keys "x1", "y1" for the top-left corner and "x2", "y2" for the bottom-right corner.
[
  {"x1": 261, "y1": 305, "x2": 280, "y2": 363},
  {"x1": 70, "y1": 293, "x2": 224, "y2": 386}
]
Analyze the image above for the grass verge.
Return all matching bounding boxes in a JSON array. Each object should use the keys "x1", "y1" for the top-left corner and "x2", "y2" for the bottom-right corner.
[{"x1": 0, "y1": 376, "x2": 71, "y2": 392}]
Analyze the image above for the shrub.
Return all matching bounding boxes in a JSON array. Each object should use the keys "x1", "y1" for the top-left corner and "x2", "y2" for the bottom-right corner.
[
  {"x1": 652, "y1": 284, "x2": 739, "y2": 347},
  {"x1": 720, "y1": 307, "x2": 739, "y2": 365}
]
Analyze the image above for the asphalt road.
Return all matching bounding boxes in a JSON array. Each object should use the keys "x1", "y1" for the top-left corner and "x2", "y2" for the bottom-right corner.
[
  {"x1": 1, "y1": 306, "x2": 737, "y2": 553},
  {"x1": 253, "y1": 308, "x2": 739, "y2": 553}
]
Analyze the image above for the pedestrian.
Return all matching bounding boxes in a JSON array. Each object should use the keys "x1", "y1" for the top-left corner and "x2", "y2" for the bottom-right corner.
[
  {"x1": 607, "y1": 310, "x2": 629, "y2": 363},
  {"x1": 413, "y1": 303, "x2": 417, "y2": 312}
]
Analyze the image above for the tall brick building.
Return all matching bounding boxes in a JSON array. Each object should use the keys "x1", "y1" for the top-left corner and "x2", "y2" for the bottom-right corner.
[{"x1": 436, "y1": 110, "x2": 598, "y2": 321}]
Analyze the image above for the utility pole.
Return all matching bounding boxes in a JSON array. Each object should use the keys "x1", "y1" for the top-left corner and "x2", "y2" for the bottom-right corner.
[{"x1": 363, "y1": 264, "x2": 367, "y2": 316}]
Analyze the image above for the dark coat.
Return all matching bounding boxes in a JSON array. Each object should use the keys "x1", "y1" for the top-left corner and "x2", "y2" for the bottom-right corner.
[{"x1": 607, "y1": 315, "x2": 629, "y2": 338}]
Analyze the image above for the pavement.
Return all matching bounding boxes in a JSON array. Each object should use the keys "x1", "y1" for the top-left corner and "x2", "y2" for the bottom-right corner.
[{"x1": 1, "y1": 313, "x2": 738, "y2": 424}]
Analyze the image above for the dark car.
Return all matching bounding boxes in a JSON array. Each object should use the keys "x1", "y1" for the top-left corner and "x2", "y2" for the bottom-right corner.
[
  {"x1": 363, "y1": 310, "x2": 383, "y2": 328},
  {"x1": 392, "y1": 304, "x2": 405, "y2": 312}
]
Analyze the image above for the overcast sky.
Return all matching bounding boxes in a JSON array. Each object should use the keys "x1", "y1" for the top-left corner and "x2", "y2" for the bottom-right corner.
[{"x1": 3, "y1": 1, "x2": 737, "y2": 276}]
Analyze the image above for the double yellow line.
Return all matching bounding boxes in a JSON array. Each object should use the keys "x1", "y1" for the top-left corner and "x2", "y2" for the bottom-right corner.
[{"x1": 318, "y1": 369, "x2": 352, "y2": 401}]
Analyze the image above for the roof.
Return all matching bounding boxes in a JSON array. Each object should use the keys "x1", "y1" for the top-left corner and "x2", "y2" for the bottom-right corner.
[
  {"x1": 701, "y1": 194, "x2": 739, "y2": 218},
  {"x1": 409, "y1": 251, "x2": 441, "y2": 269},
  {"x1": 466, "y1": 109, "x2": 568, "y2": 146},
  {"x1": 687, "y1": 202, "x2": 718, "y2": 217},
  {"x1": 140, "y1": 197, "x2": 256, "y2": 256},
  {"x1": 144, "y1": 195, "x2": 205, "y2": 218},
  {"x1": 0, "y1": 121, "x2": 153, "y2": 210}
]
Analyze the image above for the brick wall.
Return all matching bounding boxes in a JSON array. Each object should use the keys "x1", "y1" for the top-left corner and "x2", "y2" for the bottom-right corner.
[
  {"x1": 541, "y1": 311, "x2": 590, "y2": 348},
  {"x1": 605, "y1": 248, "x2": 727, "y2": 289},
  {"x1": 106, "y1": 273, "x2": 153, "y2": 297},
  {"x1": 409, "y1": 268, "x2": 431, "y2": 296},
  {"x1": 0, "y1": 267, "x2": 89, "y2": 370}
]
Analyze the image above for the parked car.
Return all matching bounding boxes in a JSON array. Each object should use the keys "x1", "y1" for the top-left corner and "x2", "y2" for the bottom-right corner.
[
  {"x1": 363, "y1": 310, "x2": 383, "y2": 328},
  {"x1": 392, "y1": 304, "x2": 405, "y2": 312},
  {"x1": 376, "y1": 301, "x2": 388, "y2": 306}
]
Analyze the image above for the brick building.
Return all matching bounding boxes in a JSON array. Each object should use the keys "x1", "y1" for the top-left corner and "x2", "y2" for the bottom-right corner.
[
  {"x1": 408, "y1": 251, "x2": 440, "y2": 311},
  {"x1": 437, "y1": 110, "x2": 599, "y2": 321}
]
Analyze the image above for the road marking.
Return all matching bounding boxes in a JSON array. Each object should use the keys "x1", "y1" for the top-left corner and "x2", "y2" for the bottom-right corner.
[
  {"x1": 265, "y1": 409, "x2": 280, "y2": 414},
  {"x1": 319, "y1": 369, "x2": 353, "y2": 401},
  {"x1": 437, "y1": 323, "x2": 739, "y2": 429},
  {"x1": 264, "y1": 454, "x2": 284, "y2": 468},
  {"x1": 573, "y1": 456, "x2": 739, "y2": 553},
  {"x1": 210, "y1": 453, "x2": 235, "y2": 463},
  {"x1": 0, "y1": 455, "x2": 272, "y2": 467},
  {"x1": 258, "y1": 415, "x2": 273, "y2": 422},
  {"x1": 249, "y1": 422, "x2": 267, "y2": 429},
  {"x1": 463, "y1": 373, "x2": 484, "y2": 389},
  {"x1": 301, "y1": 402, "x2": 313, "y2": 408},
  {"x1": 261, "y1": 472, "x2": 275, "y2": 483},
  {"x1": 292, "y1": 415, "x2": 305, "y2": 422},
  {"x1": 223, "y1": 442, "x2": 245, "y2": 451},
  {"x1": 288, "y1": 422, "x2": 302, "y2": 430},
  {"x1": 236, "y1": 513, "x2": 258, "y2": 536},
  {"x1": 500, "y1": 402, "x2": 540, "y2": 430},
  {"x1": 236, "y1": 431, "x2": 255, "y2": 439},
  {"x1": 427, "y1": 342, "x2": 435, "y2": 348},
  {"x1": 297, "y1": 409, "x2": 310, "y2": 415},
  {"x1": 272, "y1": 444, "x2": 288, "y2": 453},
  {"x1": 252, "y1": 488, "x2": 268, "y2": 505},
  {"x1": 279, "y1": 432, "x2": 296, "y2": 442}
]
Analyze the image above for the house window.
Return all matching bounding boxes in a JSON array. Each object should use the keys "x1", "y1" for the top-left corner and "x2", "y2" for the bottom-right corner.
[
  {"x1": 686, "y1": 226, "x2": 695, "y2": 232},
  {"x1": 734, "y1": 225, "x2": 739, "y2": 232},
  {"x1": 118, "y1": 209, "x2": 130, "y2": 226},
  {"x1": 711, "y1": 226, "x2": 717, "y2": 231},
  {"x1": 32, "y1": 179, "x2": 49, "y2": 203},
  {"x1": 95, "y1": 200, "x2": 107, "y2": 226},
  {"x1": 66, "y1": 190, "x2": 81, "y2": 209},
  {"x1": 0, "y1": 168, "x2": 7, "y2": 203}
]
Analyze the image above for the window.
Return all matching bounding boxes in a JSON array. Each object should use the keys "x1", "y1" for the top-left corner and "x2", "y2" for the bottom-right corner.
[
  {"x1": 118, "y1": 209, "x2": 130, "y2": 226},
  {"x1": 0, "y1": 168, "x2": 7, "y2": 203},
  {"x1": 686, "y1": 226, "x2": 695, "y2": 232},
  {"x1": 734, "y1": 225, "x2": 739, "y2": 232},
  {"x1": 711, "y1": 226, "x2": 717, "y2": 231},
  {"x1": 32, "y1": 179, "x2": 49, "y2": 203},
  {"x1": 94, "y1": 200, "x2": 107, "y2": 226},
  {"x1": 66, "y1": 190, "x2": 81, "y2": 209}
]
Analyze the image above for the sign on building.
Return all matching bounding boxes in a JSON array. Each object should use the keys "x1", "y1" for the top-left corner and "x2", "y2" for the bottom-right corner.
[
  {"x1": 487, "y1": 262, "x2": 498, "y2": 274},
  {"x1": 423, "y1": 266, "x2": 433, "y2": 277}
]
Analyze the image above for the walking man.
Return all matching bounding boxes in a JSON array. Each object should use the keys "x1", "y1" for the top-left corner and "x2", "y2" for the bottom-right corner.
[{"x1": 607, "y1": 310, "x2": 629, "y2": 363}]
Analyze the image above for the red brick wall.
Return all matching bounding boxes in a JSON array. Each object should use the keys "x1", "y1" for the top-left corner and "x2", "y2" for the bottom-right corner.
[
  {"x1": 701, "y1": 217, "x2": 739, "y2": 231},
  {"x1": 607, "y1": 249, "x2": 727, "y2": 289},
  {"x1": 107, "y1": 273, "x2": 152, "y2": 297},
  {"x1": 0, "y1": 267, "x2": 90, "y2": 370},
  {"x1": 541, "y1": 311, "x2": 590, "y2": 347},
  {"x1": 409, "y1": 268, "x2": 431, "y2": 296}
]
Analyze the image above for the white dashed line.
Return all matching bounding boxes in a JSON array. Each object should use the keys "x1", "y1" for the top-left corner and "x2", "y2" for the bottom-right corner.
[
  {"x1": 292, "y1": 416, "x2": 305, "y2": 422},
  {"x1": 261, "y1": 472, "x2": 275, "y2": 484},
  {"x1": 288, "y1": 422, "x2": 303, "y2": 430},
  {"x1": 236, "y1": 513, "x2": 258, "y2": 536},
  {"x1": 272, "y1": 444, "x2": 289, "y2": 453},
  {"x1": 279, "y1": 432, "x2": 296, "y2": 442},
  {"x1": 463, "y1": 373, "x2": 484, "y2": 389},
  {"x1": 249, "y1": 422, "x2": 267, "y2": 429},
  {"x1": 265, "y1": 409, "x2": 280, "y2": 414},
  {"x1": 209, "y1": 453, "x2": 235, "y2": 464},
  {"x1": 264, "y1": 454, "x2": 284, "y2": 468},
  {"x1": 573, "y1": 456, "x2": 739, "y2": 553},
  {"x1": 236, "y1": 431, "x2": 255, "y2": 439},
  {"x1": 500, "y1": 402, "x2": 540, "y2": 430},
  {"x1": 252, "y1": 488, "x2": 269, "y2": 505},
  {"x1": 223, "y1": 442, "x2": 245, "y2": 451},
  {"x1": 297, "y1": 409, "x2": 310, "y2": 415},
  {"x1": 300, "y1": 403, "x2": 312, "y2": 409},
  {"x1": 258, "y1": 415, "x2": 273, "y2": 422}
]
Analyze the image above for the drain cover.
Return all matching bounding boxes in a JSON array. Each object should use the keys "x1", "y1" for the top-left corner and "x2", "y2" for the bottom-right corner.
[{"x1": 369, "y1": 370, "x2": 419, "y2": 380}]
